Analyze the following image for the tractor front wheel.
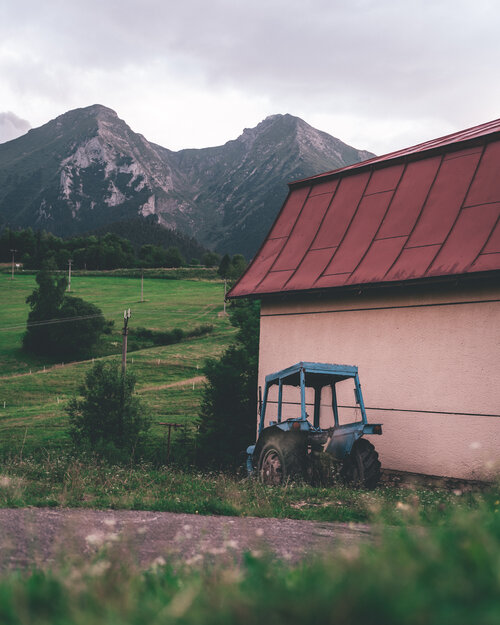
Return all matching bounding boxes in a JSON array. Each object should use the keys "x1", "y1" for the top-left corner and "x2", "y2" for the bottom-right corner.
[
  {"x1": 340, "y1": 438, "x2": 381, "y2": 489},
  {"x1": 258, "y1": 440, "x2": 304, "y2": 486}
]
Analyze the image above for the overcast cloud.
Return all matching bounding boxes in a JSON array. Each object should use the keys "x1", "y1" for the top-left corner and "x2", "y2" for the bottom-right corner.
[
  {"x1": 1, "y1": 0, "x2": 499, "y2": 153},
  {"x1": 0, "y1": 111, "x2": 31, "y2": 143}
]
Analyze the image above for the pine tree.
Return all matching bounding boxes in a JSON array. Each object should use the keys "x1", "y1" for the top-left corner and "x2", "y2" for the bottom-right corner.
[
  {"x1": 67, "y1": 361, "x2": 150, "y2": 462},
  {"x1": 197, "y1": 299, "x2": 260, "y2": 469},
  {"x1": 218, "y1": 253, "x2": 231, "y2": 278}
]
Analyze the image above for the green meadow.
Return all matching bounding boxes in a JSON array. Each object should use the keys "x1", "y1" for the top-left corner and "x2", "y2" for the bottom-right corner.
[
  {"x1": 0, "y1": 271, "x2": 497, "y2": 527},
  {"x1": 0, "y1": 272, "x2": 236, "y2": 457}
]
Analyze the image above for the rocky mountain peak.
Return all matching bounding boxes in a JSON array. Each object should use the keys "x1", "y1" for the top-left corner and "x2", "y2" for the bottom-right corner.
[{"x1": 0, "y1": 106, "x2": 374, "y2": 257}]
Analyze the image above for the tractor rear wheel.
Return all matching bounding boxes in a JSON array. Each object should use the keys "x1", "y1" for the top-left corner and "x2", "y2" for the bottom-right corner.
[
  {"x1": 258, "y1": 440, "x2": 304, "y2": 486},
  {"x1": 340, "y1": 438, "x2": 381, "y2": 489}
]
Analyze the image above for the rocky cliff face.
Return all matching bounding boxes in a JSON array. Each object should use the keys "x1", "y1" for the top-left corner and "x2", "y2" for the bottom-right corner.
[{"x1": 0, "y1": 105, "x2": 373, "y2": 257}]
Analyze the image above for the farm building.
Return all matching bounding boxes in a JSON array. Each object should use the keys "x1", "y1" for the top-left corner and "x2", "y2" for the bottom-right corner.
[{"x1": 229, "y1": 119, "x2": 500, "y2": 480}]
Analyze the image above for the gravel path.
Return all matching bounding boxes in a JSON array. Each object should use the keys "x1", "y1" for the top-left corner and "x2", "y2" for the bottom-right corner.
[{"x1": 0, "y1": 508, "x2": 372, "y2": 571}]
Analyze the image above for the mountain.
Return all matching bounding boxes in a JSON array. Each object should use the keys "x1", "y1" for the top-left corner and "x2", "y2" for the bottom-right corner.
[{"x1": 0, "y1": 105, "x2": 374, "y2": 258}]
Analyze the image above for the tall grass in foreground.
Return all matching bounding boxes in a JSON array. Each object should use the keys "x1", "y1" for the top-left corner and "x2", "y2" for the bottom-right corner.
[
  {"x1": 0, "y1": 496, "x2": 499, "y2": 624},
  {"x1": 0, "y1": 454, "x2": 494, "y2": 524}
]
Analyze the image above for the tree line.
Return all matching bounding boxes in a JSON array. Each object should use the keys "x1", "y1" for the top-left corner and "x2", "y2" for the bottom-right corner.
[{"x1": 0, "y1": 226, "x2": 247, "y2": 275}]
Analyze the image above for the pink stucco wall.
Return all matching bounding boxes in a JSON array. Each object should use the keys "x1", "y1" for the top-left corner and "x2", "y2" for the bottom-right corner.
[{"x1": 258, "y1": 282, "x2": 500, "y2": 480}]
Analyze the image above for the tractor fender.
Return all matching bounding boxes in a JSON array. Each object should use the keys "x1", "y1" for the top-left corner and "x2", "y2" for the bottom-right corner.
[{"x1": 252, "y1": 425, "x2": 307, "y2": 471}]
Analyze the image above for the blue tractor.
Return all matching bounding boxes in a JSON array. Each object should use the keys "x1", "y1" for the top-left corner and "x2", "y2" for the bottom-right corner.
[{"x1": 247, "y1": 362, "x2": 382, "y2": 489}]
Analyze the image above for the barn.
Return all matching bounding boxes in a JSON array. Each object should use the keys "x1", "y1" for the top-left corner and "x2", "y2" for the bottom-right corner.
[{"x1": 228, "y1": 119, "x2": 500, "y2": 480}]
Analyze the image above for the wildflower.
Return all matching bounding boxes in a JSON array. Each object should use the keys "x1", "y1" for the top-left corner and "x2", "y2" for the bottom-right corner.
[
  {"x1": 396, "y1": 501, "x2": 410, "y2": 511},
  {"x1": 86, "y1": 532, "x2": 106, "y2": 547},
  {"x1": 166, "y1": 586, "x2": 198, "y2": 618},
  {"x1": 103, "y1": 518, "x2": 116, "y2": 527},
  {"x1": 150, "y1": 556, "x2": 166, "y2": 571},
  {"x1": 88, "y1": 561, "x2": 111, "y2": 576},
  {"x1": 85, "y1": 531, "x2": 119, "y2": 547}
]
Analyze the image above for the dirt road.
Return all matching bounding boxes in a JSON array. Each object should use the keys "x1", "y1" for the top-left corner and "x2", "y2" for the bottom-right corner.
[{"x1": 0, "y1": 508, "x2": 372, "y2": 571}]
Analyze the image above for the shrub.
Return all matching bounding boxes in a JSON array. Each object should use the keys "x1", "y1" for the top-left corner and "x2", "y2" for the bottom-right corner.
[
  {"x1": 67, "y1": 361, "x2": 151, "y2": 462},
  {"x1": 130, "y1": 324, "x2": 213, "y2": 348}
]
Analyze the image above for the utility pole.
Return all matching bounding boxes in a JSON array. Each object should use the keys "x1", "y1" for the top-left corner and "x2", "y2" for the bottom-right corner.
[
  {"x1": 10, "y1": 249, "x2": 17, "y2": 280},
  {"x1": 122, "y1": 308, "x2": 131, "y2": 375},
  {"x1": 223, "y1": 279, "x2": 227, "y2": 315},
  {"x1": 67, "y1": 259, "x2": 73, "y2": 292},
  {"x1": 141, "y1": 269, "x2": 144, "y2": 303}
]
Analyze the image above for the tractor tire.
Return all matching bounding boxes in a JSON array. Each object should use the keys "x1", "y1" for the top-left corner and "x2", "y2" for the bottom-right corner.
[
  {"x1": 307, "y1": 451, "x2": 339, "y2": 486},
  {"x1": 340, "y1": 438, "x2": 381, "y2": 489},
  {"x1": 258, "y1": 440, "x2": 305, "y2": 486}
]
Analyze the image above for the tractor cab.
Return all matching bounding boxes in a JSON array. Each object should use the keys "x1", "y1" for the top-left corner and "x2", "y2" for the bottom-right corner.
[{"x1": 247, "y1": 362, "x2": 382, "y2": 488}]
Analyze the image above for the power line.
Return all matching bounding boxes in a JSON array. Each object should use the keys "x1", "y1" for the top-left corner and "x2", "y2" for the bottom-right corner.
[{"x1": 0, "y1": 313, "x2": 105, "y2": 332}]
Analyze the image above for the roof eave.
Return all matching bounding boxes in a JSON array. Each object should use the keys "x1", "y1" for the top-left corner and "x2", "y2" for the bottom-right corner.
[{"x1": 227, "y1": 270, "x2": 500, "y2": 301}]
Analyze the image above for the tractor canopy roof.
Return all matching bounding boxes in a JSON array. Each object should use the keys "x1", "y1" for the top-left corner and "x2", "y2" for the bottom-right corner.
[{"x1": 265, "y1": 362, "x2": 358, "y2": 388}]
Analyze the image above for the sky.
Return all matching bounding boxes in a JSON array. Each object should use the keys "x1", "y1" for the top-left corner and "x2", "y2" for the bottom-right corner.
[{"x1": 1, "y1": 0, "x2": 500, "y2": 155}]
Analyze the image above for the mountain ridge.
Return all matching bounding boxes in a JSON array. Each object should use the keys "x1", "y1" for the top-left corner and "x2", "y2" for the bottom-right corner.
[{"x1": 0, "y1": 105, "x2": 374, "y2": 257}]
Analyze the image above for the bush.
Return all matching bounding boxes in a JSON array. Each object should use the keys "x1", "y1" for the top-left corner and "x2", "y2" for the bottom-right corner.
[
  {"x1": 130, "y1": 324, "x2": 213, "y2": 348},
  {"x1": 67, "y1": 361, "x2": 151, "y2": 462}
]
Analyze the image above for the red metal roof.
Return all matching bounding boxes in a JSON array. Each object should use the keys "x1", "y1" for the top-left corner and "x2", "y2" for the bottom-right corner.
[{"x1": 229, "y1": 119, "x2": 500, "y2": 298}]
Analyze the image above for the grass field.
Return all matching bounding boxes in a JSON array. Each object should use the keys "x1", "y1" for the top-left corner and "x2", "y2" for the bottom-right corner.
[
  {"x1": 0, "y1": 273, "x2": 235, "y2": 457},
  {"x1": 1, "y1": 271, "x2": 497, "y2": 527}
]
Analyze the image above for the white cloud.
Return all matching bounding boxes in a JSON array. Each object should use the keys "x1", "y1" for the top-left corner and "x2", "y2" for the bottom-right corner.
[
  {"x1": 0, "y1": 112, "x2": 31, "y2": 143},
  {"x1": 1, "y1": 0, "x2": 499, "y2": 153}
]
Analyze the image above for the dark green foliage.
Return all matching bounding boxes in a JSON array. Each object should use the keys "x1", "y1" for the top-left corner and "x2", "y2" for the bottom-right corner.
[
  {"x1": 217, "y1": 253, "x2": 247, "y2": 280},
  {"x1": 227, "y1": 254, "x2": 247, "y2": 279},
  {"x1": 88, "y1": 216, "x2": 209, "y2": 261},
  {"x1": 23, "y1": 267, "x2": 106, "y2": 360},
  {"x1": 67, "y1": 361, "x2": 150, "y2": 461},
  {"x1": 218, "y1": 253, "x2": 231, "y2": 278},
  {"x1": 197, "y1": 299, "x2": 260, "y2": 469},
  {"x1": 164, "y1": 246, "x2": 185, "y2": 268},
  {"x1": 0, "y1": 223, "x2": 207, "y2": 270},
  {"x1": 130, "y1": 323, "x2": 213, "y2": 348},
  {"x1": 139, "y1": 244, "x2": 185, "y2": 268},
  {"x1": 139, "y1": 243, "x2": 167, "y2": 267},
  {"x1": 202, "y1": 251, "x2": 221, "y2": 267},
  {"x1": 0, "y1": 227, "x2": 136, "y2": 270}
]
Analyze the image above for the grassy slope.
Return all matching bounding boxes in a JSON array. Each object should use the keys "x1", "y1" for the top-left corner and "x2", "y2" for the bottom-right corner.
[{"x1": 0, "y1": 273, "x2": 235, "y2": 456}]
